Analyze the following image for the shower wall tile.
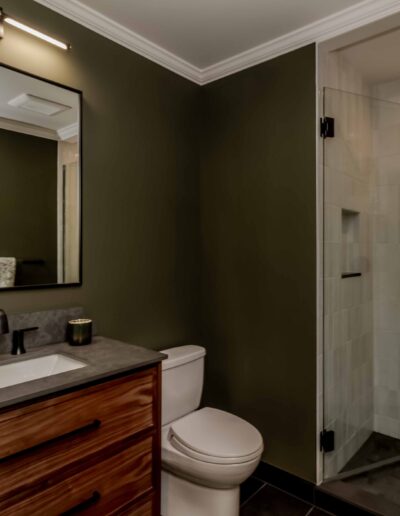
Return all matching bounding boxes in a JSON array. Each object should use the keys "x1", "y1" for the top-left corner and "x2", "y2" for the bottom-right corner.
[
  {"x1": 376, "y1": 301, "x2": 400, "y2": 332},
  {"x1": 374, "y1": 415, "x2": 399, "y2": 439},
  {"x1": 374, "y1": 387, "x2": 399, "y2": 419},
  {"x1": 375, "y1": 125, "x2": 400, "y2": 157},
  {"x1": 372, "y1": 78, "x2": 400, "y2": 441},
  {"x1": 375, "y1": 358, "x2": 399, "y2": 391},
  {"x1": 325, "y1": 205, "x2": 341, "y2": 243},
  {"x1": 324, "y1": 278, "x2": 341, "y2": 314},
  {"x1": 374, "y1": 244, "x2": 400, "y2": 272},
  {"x1": 374, "y1": 271, "x2": 400, "y2": 301},
  {"x1": 376, "y1": 331, "x2": 400, "y2": 362},
  {"x1": 376, "y1": 155, "x2": 400, "y2": 185},
  {"x1": 322, "y1": 53, "x2": 375, "y2": 478}
]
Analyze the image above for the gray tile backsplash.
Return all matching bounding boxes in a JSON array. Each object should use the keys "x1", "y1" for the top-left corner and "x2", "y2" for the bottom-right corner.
[{"x1": 0, "y1": 307, "x2": 86, "y2": 354}]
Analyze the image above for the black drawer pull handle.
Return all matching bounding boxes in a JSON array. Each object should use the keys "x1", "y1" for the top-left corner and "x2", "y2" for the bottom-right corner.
[{"x1": 61, "y1": 491, "x2": 101, "y2": 515}]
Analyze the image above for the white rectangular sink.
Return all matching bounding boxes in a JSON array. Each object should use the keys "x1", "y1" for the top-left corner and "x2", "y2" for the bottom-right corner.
[{"x1": 0, "y1": 354, "x2": 86, "y2": 389}]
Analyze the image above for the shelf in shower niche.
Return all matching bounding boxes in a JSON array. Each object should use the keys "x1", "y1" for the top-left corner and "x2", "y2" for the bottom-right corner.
[{"x1": 341, "y1": 273, "x2": 362, "y2": 279}]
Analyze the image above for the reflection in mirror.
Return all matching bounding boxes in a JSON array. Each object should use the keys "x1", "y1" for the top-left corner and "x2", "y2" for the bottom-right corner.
[{"x1": 0, "y1": 65, "x2": 81, "y2": 289}]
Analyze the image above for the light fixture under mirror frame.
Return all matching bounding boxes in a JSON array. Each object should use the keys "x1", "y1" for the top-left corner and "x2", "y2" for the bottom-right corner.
[{"x1": 0, "y1": 63, "x2": 82, "y2": 291}]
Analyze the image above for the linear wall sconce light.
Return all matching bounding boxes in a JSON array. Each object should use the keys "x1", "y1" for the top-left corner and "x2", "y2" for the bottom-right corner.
[{"x1": 0, "y1": 8, "x2": 70, "y2": 50}]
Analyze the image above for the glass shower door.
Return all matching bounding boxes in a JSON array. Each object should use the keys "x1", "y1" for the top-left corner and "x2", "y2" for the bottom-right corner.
[{"x1": 322, "y1": 87, "x2": 400, "y2": 480}]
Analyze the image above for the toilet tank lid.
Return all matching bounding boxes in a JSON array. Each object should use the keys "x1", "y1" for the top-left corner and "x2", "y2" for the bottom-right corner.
[{"x1": 161, "y1": 345, "x2": 206, "y2": 371}]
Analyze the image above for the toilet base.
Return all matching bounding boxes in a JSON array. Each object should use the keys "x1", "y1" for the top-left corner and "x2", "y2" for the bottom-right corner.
[{"x1": 161, "y1": 470, "x2": 240, "y2": 516}]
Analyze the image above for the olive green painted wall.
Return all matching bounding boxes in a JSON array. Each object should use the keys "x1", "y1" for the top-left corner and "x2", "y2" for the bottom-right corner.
[
  {"x1": 0, "y1": 0, "x2": 200, "y2": 347},
  {"x1": 199, "y1": 45, "x2": 317, "y2": 482},
  {"x1": 0, "y1": 129, "x2": 57, "y2": 285},
  {"x1": 0, "y1": 1, "x2": 317, "y2": 482}
]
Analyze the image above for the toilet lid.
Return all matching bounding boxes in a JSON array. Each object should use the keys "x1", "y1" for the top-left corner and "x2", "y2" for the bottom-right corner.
[{"x1": 169, "y1": 407, "x2": 263, "y2": 464}]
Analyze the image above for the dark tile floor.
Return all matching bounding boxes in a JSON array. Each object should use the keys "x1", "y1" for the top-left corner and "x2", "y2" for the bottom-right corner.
[
  {"x1": 240, "y1": 477, "x2": 335, "y2": 516},
  {"x1": 320, "y1": 432, "x2": 400, "y2": 516},
  {"x1": 341, "y1": 432, "x2": 400, "y2": 473},
  {"x1": 344, "y1": 462, "x2": 400, "y2": 508}
]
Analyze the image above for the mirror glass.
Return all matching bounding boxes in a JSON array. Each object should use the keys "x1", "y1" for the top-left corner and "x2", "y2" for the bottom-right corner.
[{"x1": 0, "y1": 65, "x2": 81, "y2": 289}]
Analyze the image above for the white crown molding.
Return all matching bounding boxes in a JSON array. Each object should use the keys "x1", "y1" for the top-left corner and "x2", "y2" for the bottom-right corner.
[
  {"x1": 33, "y1": 0, "x2": 202, "y2": 84},
  {"x1": 0, "y1": 116, "x2": 59, "y2": 140},
  {"x1": 34, "y1": 0, "x2": 400, "y2": 85},
  {"x1": 58, "y1": 121, "x2": 78, "y2": 141},
  {"x1": 199, "y1": 0, "x2": 400, "y2": 84}
]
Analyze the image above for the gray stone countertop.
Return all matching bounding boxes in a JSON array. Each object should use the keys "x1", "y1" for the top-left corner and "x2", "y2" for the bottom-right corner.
[{"x1": 0, "y1": 336, "x2": 166, "y2": 410}]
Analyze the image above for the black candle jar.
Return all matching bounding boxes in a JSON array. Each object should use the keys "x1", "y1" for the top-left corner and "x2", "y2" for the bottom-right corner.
[{"x1": 67, "y1": 319, "x2": 92, "y2": 346}]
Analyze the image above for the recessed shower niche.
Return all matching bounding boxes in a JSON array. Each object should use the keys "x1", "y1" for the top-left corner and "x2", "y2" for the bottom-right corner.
[{"x1": 341, "y1": 209, "x2": 361, "y2": 278}]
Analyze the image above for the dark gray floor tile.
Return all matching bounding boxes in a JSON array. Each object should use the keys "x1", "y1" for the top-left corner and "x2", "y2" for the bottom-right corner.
[
  {"x1": 240, "y1": 484, "x2": 312, "y2": 516},
  {"x1": 241, "y1": 476, "x2": 265, "y2": 505},
  {"x1": 345, "y1": 462, "x2": 400, "y2": 507},
  {"x1": 341, "y1": 432, "x2": 400, "y2": 473},
  {"x1": 320, "y1": 479, "x2": 398, "y2": 516},
  {"x1": 309, "y1": 509, "x2": 335, "y2": 516}
]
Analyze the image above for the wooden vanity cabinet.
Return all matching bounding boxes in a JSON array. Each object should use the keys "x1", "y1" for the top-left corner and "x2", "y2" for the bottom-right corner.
[{"x1": 0, "y1": 364, "x2": 161, "y2": 515}]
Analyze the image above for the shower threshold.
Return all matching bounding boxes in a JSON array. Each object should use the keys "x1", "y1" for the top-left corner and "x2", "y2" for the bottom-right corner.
[{"x1": 322, "y1": 433, "x2": 400, "y2": 515}]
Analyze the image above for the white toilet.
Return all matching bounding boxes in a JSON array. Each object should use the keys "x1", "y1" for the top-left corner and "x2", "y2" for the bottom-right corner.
[{"x1": 161, "y1": 345, "x2": 263, "y2": 516}]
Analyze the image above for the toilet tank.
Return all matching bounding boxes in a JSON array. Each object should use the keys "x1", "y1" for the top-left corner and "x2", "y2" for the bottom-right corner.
[{"x1": 161, "y1": 345, "x2": 206, "y2": 426}]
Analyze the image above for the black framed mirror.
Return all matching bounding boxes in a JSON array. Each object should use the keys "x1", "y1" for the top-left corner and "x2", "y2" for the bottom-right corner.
[{"x1": 0, "y1": 64, "x2": 82, "y2": 290}]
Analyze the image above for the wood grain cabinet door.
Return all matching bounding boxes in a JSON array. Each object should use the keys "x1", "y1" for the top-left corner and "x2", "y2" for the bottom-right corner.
[
  {"x1": 0, "y1": 436, "x2": 154, "y2": 515},
  {"x1": 0, "y1": 369, "x2": 155, "y2": 460},
  {"x1": 119, "y1": 495, "x2": 154, "y2": 515},
  {"x1": 0, "y1": 365, "x2": 161, "y2": 516}
]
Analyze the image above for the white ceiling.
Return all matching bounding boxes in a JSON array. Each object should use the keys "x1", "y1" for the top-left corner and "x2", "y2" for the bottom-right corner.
[
  {"x1": 35, "y1": 0, "x2": 400, "y2": 83},
  {"x1": 75, "y1": 0, "x2": 361, "y2": 68}
]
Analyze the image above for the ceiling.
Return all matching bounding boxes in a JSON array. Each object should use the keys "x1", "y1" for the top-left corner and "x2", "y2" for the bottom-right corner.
[
  {"x1": 35, "y1": 0, "x2": 400, "y2": 84},
  {"x1": 73, "y1": 0, "x2": 361, "y2": 68}
]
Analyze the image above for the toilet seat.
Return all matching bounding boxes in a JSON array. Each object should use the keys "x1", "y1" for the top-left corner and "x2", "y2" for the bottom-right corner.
[
  {"x1": 168, "y1": 407, "x2": 263, "y2": 465},
  {"x1": 162, "y1": 424, "x2": 262, "y2": 490}
]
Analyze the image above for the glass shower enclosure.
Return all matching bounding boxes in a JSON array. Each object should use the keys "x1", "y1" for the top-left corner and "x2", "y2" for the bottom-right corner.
[{"x1": 322, "y1": 86, "x2": 400, "y2": 483}]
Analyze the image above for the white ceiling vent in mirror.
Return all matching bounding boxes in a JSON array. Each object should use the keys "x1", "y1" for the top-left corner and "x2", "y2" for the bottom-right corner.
[{"x1": 8, "y1": 93, "x2": 71, "y2": 116}]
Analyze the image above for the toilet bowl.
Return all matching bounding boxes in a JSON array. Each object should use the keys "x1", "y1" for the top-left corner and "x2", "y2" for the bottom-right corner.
[{"x1": 160, "y1": 345, "x2": 263, "y2": 516}]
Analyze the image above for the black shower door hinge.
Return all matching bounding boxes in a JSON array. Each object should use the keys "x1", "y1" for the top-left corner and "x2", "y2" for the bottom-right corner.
[
  {"x1": 320, "y1": 429, "x2": 335, "y2": 452},
  {"x1": 320, "y1": 117, "x2": 335, "y2": 138}
]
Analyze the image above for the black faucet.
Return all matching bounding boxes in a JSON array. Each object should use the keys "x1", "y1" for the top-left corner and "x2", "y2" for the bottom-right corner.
[{"x1": 11, "y1": 327, "x2": 38, "y2": 355}]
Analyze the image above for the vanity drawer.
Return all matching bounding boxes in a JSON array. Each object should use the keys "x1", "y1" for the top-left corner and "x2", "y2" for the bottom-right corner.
[
  {"x1": 0, "y1": 368, "x2": 155, "y2": 460},
  {"x1": 119, "y1": 495, "x2": 154, "y2": 515},
  {"x1": 0, "y1": 436, "x2": 154, "y2": 515}
]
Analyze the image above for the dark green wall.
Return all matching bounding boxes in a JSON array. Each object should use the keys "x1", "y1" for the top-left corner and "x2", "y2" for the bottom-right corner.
[
  {"x1": 0, "y1": 0, "x2": 200, "y2": 347},
  {"x1": 0, "y1": 0, "x2": 317, "y2": 482},
  {"x1": 0, "y1": 128, "x2": 57, "y2": 285},
  {"x1": 199, "y1": 45, "x2": 317, "y2": 482}
]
